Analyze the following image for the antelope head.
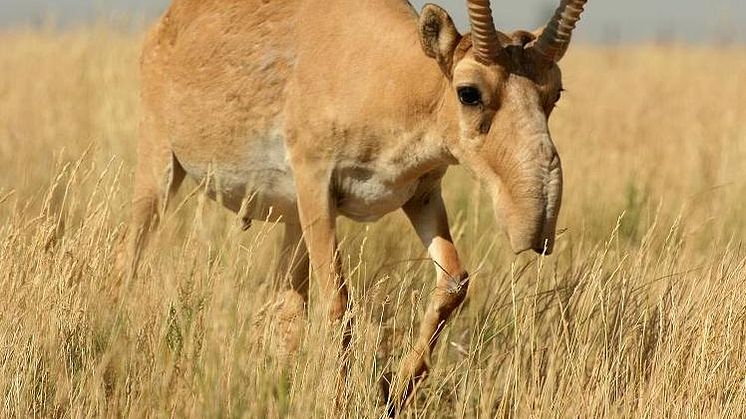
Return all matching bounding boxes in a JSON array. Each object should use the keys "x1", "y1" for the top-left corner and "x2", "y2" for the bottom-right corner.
[{"x1": 419, "y1": 0, "x2": 588, "y2": 255}]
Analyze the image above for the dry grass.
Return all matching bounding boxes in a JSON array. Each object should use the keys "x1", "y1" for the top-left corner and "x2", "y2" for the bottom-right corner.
[{"x1": 1, "y1": 26, "x2": 746, "y2": 418}]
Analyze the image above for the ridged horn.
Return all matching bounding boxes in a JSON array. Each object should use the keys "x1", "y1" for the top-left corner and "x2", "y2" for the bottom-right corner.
[
  {"x1": 533, "y1": 0, "x2": 588, "y2": 62},
  {"x1": 467, "y1": 0, "x2": 502, "y2": 65}
]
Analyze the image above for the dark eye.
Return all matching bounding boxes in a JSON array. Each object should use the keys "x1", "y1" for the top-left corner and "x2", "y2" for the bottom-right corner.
[{"x1": 457, "y1": 86, "x2": 481, "y2": 106}]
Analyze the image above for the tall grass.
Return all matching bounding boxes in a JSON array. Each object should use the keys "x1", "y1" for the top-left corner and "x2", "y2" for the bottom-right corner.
[{"x1": 1, "y1": 27, "x2": 745, "y2": 418}]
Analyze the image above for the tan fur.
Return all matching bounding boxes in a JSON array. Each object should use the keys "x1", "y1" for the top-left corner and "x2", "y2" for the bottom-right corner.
[{"x1": 125, "y1": 0, "x2": 578, "y2": 413}]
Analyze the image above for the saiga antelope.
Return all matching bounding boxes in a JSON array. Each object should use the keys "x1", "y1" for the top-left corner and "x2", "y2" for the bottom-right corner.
[{"x1": 123, "y1": 0, "x2": 590, "y2": 413}]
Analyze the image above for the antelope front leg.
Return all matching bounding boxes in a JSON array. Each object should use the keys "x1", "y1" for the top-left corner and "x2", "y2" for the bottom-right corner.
[
  {"x1": 294, "y1": 169, "x2": 349, "y2": 324},
  {"x1": 389, "y1": 184, "x2": 468, "y2": 414},
  {"x1": 293, "y1": 166, "x2": 352, "y2": 403}
]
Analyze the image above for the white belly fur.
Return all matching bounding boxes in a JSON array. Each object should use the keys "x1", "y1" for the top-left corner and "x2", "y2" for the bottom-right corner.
[
  {"x1": 335, "y1": 165, "x2": 420, "y2": 222},
  {"x1": 175, "y1": 126, "x2": 300, "y2": 223},
  {"x1": 175, "y1": 129, "x2": 420, "y2": 224}
]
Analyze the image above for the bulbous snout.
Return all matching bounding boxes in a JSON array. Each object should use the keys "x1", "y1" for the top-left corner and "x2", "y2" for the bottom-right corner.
[{"x1": 495, "y1": 139, "x2": 563, "y2": 256}]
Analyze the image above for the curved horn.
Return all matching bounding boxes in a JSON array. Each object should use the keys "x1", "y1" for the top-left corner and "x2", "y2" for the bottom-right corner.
[
  {"x1": 533, "y1": 0, "x2": 588, "y2": 62},
  {"x1": 467, "y1": 0, "x2": 502, "y2": 65}
]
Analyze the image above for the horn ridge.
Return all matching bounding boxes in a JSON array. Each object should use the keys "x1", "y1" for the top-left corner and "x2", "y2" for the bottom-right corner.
[
  {"x1": 467, "y1": 0, "x2": 502, "y2": 65},
  {"x1": 533, "y1": 0, "x2": 588, "y2": 62}
]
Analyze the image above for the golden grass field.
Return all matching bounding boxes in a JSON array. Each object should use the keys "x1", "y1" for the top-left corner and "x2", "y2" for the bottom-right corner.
[{"x1": 1, "y1": 26, "x2": 746, "y2": 418}]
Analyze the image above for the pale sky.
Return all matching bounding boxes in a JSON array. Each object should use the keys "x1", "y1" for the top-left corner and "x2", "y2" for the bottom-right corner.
[{"x1": 0, "y1": 0, "x2": 744, "y2": 44}]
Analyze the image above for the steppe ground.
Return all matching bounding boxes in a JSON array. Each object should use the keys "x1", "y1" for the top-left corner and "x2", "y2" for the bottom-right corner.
[{"x1": 1, "y1": 25, "x2": 746, "y2": 418}]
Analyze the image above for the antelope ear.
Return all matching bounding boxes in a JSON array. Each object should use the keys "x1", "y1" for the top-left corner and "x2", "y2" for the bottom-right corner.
[{"x1": 419, "y1": 4, "x2": 461, "y2": 78}]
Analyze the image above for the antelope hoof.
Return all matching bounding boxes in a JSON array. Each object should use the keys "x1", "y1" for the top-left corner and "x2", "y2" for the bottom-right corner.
[{"x1": 387, "y1": 345, "x2": 431, "y2": 416}]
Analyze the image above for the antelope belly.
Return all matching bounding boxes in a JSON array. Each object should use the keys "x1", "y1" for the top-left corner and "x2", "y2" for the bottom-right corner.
[{"x1": 174, "y1": 131, "x2": 300, "y2": 223}]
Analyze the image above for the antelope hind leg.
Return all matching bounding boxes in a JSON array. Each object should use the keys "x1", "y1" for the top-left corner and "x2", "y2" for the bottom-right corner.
[
  {"x1": 116, "y1": 134, "x2": 185, "y2": 279},
  {"x1": 276, "y1": 222, "x2": 311, "y2": 358}
]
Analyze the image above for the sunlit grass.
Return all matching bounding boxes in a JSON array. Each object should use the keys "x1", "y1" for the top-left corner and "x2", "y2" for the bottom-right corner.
[{"x1": 1, "y1": 27, "x2": 745, "y2": 418}]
